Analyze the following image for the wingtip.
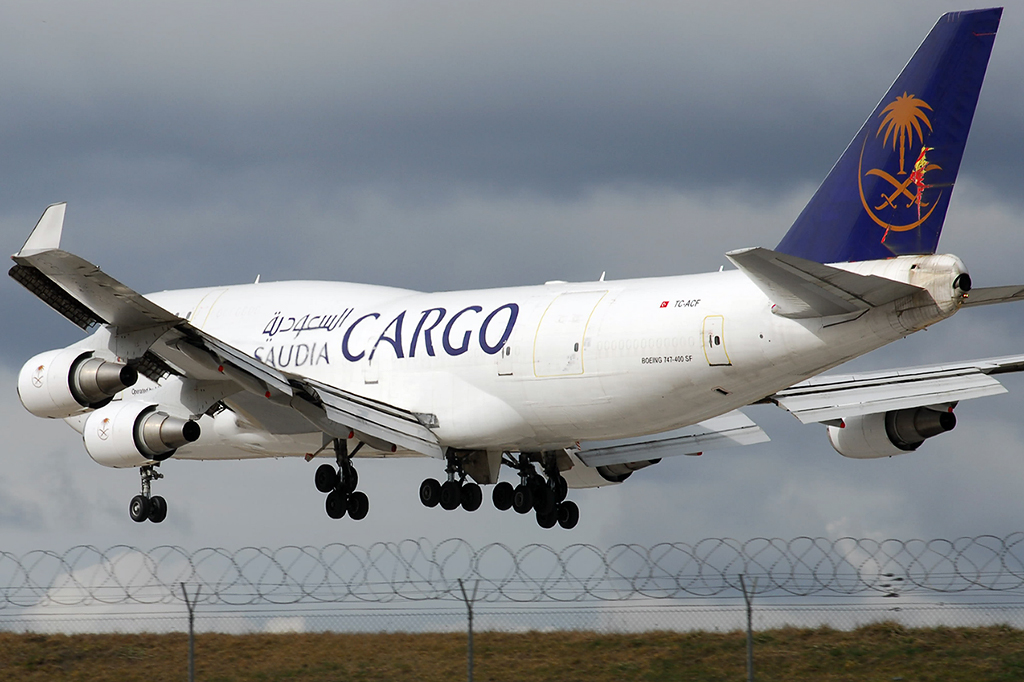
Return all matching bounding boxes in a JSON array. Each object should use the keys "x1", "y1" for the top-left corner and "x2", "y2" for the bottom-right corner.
[{"x1": 16, "y1": 202, "x2": 67, "y2": 257}]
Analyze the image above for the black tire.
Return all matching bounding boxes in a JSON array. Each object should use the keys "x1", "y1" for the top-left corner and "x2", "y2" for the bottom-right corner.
[
  {"x1": 340, "y1": 466, "x2": 358, "y2": 494},
  {"x1": 536, "y1": 508, "x2": 557, "y2": 529},
  {"x1": 534, "y1": 485, "x2": 556, "y2": 516},
  {"x1": 347, "y1": 491, "x2": 369, "y2": 520},
  {"x1": 557, "y1": 500, "x2": 580, "y2": 529},
  {"x1": 461, "y1": 483, "x2": 482, "y2": 512},
  {"x1": 148, "y1": 496, "x2": 168, "y2": 524},
  {"x1": 553, "y1": 475, "x2": 568, "y2": 503},
  {"x1": 440, "y1": 480, "x2": 462, "y2": 511},
  {"x1": 512, "y1": 484, "x2": 533, "y2": 514},
  {"x1": 492, "y1": 481, "x2": 514, "y2": 511},
  {"x1": 315, "y1": 464, "x2": 338, "y2": 493},
  {"x1": 326, "y1": 490, "x2": 347, "y2": 519},
  {"x1": 129, "y1": 495, "x2": 150, "y2": 523},
  {"x1": 419, "y1": 478, "x2": 442, "y2": 508}
]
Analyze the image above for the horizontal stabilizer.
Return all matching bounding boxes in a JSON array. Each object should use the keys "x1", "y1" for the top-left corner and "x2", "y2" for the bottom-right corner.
[
  {"x1": 769, "y1": 355, "x2": 1024, "y2": 424},
  {"x1": 726, "y1": 247, "x2": 923, "y2": 318},
  {"x1": 961, "y1": 285, "x2": 1024, "y2": 308},
  {"x1": 575, "y1": 410, "x2": 769, "y2": 467}
]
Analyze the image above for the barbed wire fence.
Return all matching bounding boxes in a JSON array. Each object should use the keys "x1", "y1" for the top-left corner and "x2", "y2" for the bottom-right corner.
[{"x1": 2, "y1": 534, "x2": 1024, "y2": 635}]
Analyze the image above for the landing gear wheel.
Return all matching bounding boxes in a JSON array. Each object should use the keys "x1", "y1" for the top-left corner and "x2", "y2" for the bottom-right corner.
[
  {"x1": 129, "y1": 495, "x2": 150, "y2": 523},
  {"x1": 148, "y1": 496, "x2": 168, "y2": 524},
  {"x1": 340, "y1": 466, "x2": 358, "y2": 494},
  {"x1": 347, "y1": 491, "x2": 369, "y2": 520},
  {"x1": 461, "y1": 483, "x2": 482, "y2": 512},
  {"x1": 315, "y1": 464, "x2": 338, "y2": 493},
  {"x1": 533, "y1": 485, "x2": 556, "y2": 516},
  {"x1": 440, "y1": 480, "x2": 462, "y2": 511},
  {"x1": 553, "y1": 475, "x2": 568, "y2": 503},
  {"x1": 512, "y1": 484, "x2": 533, "y2": 514},
  {"x1": 325, "y1": 490, "x2": 348, "y2": 519},
  {"x1": 536, "y1": 508, "x2": 558, "y2": 529},
  {"x1": 419, "y1": 478, "x2": 442, "y2": 508},
  {"x1": 557, "y1": 501, "x2": 580, "y2": 529},
  {"x1": 492, "y1": 482, "x2": 514, "y2": 511}
]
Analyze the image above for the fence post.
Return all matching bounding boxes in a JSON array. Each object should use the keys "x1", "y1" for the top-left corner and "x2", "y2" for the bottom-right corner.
[
  {"x1": 739, "y1": 574, "x2": 757, "y2": 682},
  {"x1": 181, "y1": 582, "x2": 201, "y2": 682},
  {"x1": 458, "y1": 578, "x2": 480, "y2": 682}
]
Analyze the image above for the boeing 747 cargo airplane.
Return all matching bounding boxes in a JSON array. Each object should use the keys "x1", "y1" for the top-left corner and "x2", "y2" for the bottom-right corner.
[{"x1": 12, "y1": 8, "x2": 1024, "y2": 529}]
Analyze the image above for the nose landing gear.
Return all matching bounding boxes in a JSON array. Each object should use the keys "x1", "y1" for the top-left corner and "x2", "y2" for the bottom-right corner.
[{"x1": 129, "y1": 464, "x2": 168, "y2": 523}]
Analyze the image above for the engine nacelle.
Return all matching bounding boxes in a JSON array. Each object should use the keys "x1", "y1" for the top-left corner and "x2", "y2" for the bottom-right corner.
[
  {"x1": 18, "y1": 348, "x2": 138, "y2": 419},
  {"x1": 84, "y1": 402, "x2": 201, "y2": 468},
  {"x1": 560, "y1": 450, "x2": 660, "y2": 488},
  {"x1": 827, "y1": 407, "x2": 956, "y2": 459}
]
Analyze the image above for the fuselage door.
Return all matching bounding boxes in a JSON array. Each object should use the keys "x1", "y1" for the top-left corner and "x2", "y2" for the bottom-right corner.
[
  {"x1": 702, "y1": 315, "x2": 731, "y2": 366},
  {"x1": 497, "y1": 344, "x2": 514, "y2": 376},
  {"x1": 189, "y1": 289, "x2": 229, "y2": 330},
  {"x1": 533, "y1": 291, "x2": 606, "y2": 377}
]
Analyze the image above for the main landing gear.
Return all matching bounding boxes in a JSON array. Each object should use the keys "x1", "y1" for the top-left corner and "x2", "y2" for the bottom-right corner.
[
  {"x1": 493, "y1": 452, "x2": 578, "y2": 530},
  {"x1": 129, "y1": 464, "x2": 168, "y2": 523},
  {"x1": 313, "y1": 438, "x2": 369, "y2": 521},
  {"x1": 419, "y1": 451, "x2": 579, "y2": 530},
  {"x1": 419, "y1": 450, "x2": 484, "y2": 513}
]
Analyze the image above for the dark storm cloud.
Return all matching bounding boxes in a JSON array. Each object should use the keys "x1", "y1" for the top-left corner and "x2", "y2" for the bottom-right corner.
[
  {"x1": 2, "y1": 2, "x2": 1024, "y2": 550},
  {"x1": 1, "y1": 1, "x2": 1020, "y2": 209}
]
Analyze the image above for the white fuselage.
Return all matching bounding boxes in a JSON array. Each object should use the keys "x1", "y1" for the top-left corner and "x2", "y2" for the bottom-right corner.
[{"x1": 82, "y1": 252, "x2": 964, "y2": 461}]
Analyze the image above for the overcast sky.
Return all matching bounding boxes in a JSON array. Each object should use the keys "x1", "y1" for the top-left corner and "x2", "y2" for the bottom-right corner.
[{"x1": 2, "y1": 1, "x2": 1024, "y2": 557}]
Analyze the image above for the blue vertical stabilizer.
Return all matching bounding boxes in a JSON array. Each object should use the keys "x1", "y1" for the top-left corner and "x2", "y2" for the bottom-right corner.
[{"x1": 776, "y1": 8, "x2": 1001, "y2": 263}]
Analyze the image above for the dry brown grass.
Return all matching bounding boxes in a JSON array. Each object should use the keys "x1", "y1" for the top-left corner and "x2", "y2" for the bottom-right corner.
[{"x1": 1, "y1": 624, "x2": 1023, "y2": 681}]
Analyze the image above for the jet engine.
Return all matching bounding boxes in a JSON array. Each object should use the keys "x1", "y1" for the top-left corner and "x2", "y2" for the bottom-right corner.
[
  {"x1": 559, "y1": 451, "x2": 660, "y2": 488},
  {"x1": 827, "y1": 407, "x2": 956, "y2": 459},
  {"x1": 83, "y1": 402, "x2": 200, "y2": 468},
  {"x1": 18, "y1": 348, "x2": 138, "y2": 419}
]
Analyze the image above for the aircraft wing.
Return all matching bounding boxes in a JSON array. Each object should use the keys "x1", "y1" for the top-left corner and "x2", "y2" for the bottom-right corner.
[
  {"x1": 768, "y1": 355, "x2": 1024, "y2": 424},
  {"x1": 574, "y1": 410, "x2": 769, "y2": 467},
  {"x1": 172, "y1": 326, "x2": 444, "y2": 458},
  {"x1": 10, "y1": 204, "x2": 444, "y2": 459}
]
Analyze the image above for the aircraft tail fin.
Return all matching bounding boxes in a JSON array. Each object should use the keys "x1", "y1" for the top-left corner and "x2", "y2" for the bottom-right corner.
[{"x1": 775, "y1": 8, "x2": 1001, "y2": 263}]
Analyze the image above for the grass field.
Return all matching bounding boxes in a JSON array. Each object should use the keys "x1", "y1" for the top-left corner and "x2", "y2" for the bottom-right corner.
[{"x1": 2, "y1": 624, "x2": 1024, "y2": 681}]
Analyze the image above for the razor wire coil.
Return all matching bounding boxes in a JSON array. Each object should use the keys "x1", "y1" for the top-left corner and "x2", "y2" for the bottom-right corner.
[{"x1": 2, "y1": 534, "x2": 1024, "y2": 609}]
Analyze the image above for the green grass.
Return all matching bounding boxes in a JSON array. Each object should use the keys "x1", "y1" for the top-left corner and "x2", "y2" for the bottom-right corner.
[{"x1": 2, "y1": 624, "x2": 1023, "y2": 681}]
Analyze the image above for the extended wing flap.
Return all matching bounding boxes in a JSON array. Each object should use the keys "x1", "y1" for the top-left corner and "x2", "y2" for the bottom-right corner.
[
  {"x1": 575, "y1": 410, "x2": 769, "y2": 467},
  {"x1": 166, "y1": 328, "x2": 443, "y2": 458},
  {"x1": 303, "y1": 379, "x2": 444, "y2": 459},
  {"x1": 176, "y1": 327, "x2": 294, "y2": 397},
  {"x1": 771, "y1": 360, "x2": 1020, "y2": 424},
  {"x1": 726, "y1": 247, "x2": 923, "y2": 318}
]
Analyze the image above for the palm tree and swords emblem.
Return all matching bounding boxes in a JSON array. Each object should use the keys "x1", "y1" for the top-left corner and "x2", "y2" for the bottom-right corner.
[{"x1": 857, "y1": 92, "x2": 946, "y2": 243}]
